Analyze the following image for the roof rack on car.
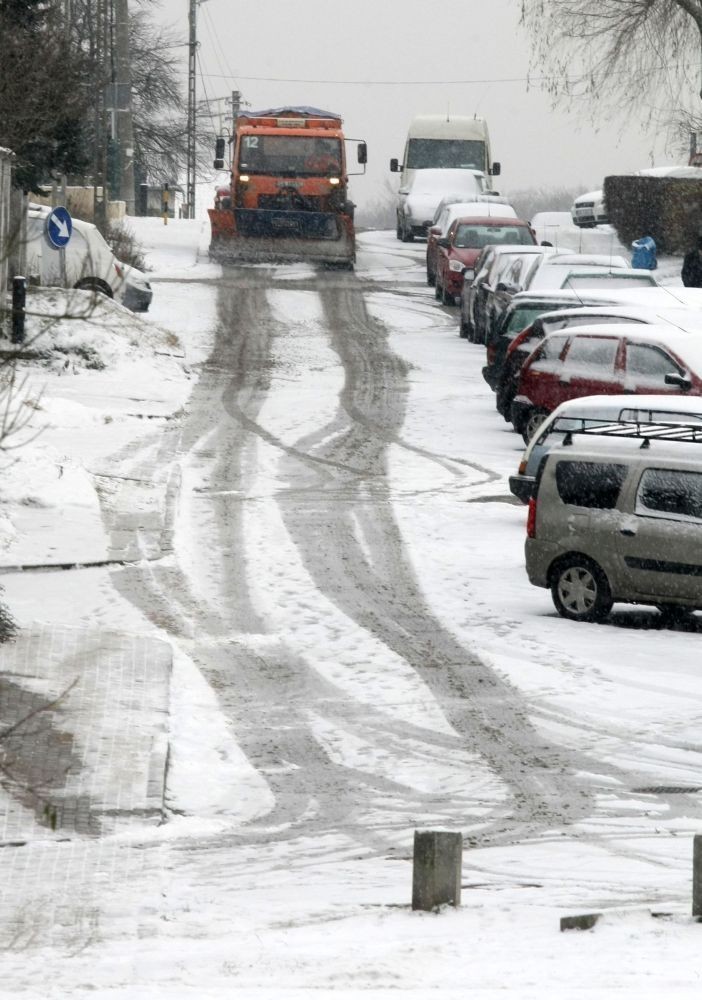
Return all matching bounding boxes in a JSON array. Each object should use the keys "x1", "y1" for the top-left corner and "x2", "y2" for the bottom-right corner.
[{"x1": 558, "y1": 418, "x2": 702, "y2": 448}]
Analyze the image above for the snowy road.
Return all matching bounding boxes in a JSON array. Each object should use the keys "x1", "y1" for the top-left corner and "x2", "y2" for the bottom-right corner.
[
  {"x1": 114, "y1": 229, "x2": 702, "y2": 861},
  {"x1": 4, "y1": 224, "x2": 702, "y2": 996}
]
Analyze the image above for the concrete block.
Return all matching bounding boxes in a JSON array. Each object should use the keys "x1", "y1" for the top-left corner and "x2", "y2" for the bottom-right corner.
[{"x1": 412, "y1": 830, "x2": 462, "y2": 911}]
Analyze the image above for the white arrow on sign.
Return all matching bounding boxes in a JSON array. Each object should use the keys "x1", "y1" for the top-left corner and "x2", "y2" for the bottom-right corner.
[{"x1": 50, "y1": 211, "x2": 70, "y2": 239}]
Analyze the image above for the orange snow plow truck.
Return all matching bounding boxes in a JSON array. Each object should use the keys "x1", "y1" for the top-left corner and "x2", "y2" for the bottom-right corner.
[{"x1": 209, "y1": 106, "x2": 367, "y2": 267}]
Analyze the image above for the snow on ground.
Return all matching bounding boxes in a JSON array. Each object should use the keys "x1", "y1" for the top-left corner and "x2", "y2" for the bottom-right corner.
[{"x1": 3, "y1": 219, "x2": 702, "y2": 996}]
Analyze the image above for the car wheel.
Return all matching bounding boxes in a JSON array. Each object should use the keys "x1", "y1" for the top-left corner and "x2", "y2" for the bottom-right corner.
[
  {"x1": 441, "y1": 281, "x2": 453, "y2": 306},
  {"x1": 74, "y1": 278, "x2": 113, "y2": 298},
  {"x1": 459, "y1": 318, "x2": 471, "y2": 339},
  {"x1": 427, "y1": 269, "x2": 435, "y2": 287},
  {"x1": 396, "y1": 219, "x2": 403, "y2": 241},
  {"x1": 521, "y1": 408, "x2": 549, "y2": 444},
  {"x1": 434, "y1": 276, "x2": 442, "y2": 301},
  {"x1": 550, "y1": 556, "x2": 613, "y2": 623},
  {"x1": 402, "y1": 227, "x2": 414, "y2": 243}
]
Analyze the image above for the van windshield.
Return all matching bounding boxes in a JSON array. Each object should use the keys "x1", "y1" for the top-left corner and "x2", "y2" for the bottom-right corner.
[{"x1": 407, "y1": 138, "x2": 486, "y2": 171}]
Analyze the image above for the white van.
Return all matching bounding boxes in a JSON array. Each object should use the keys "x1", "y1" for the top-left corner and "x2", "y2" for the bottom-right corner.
[
  {"x1": 390, "y1": 115, "x2": 501, "y2": 191},
  {"x1": 25, "y1": 205, "x2": 152, "y2": 312}
]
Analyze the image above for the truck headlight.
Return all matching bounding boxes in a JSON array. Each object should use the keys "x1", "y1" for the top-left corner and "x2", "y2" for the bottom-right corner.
[{"x1": 449, "y1": 259, "x2": 464, "y2": 272}]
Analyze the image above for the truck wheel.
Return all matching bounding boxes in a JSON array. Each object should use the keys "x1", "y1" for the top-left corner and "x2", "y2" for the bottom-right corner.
[{"x1": 550, "y1": 556, "x2": 612, "y2": 623}]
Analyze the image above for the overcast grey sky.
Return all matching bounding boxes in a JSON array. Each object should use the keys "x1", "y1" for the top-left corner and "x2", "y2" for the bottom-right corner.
[{"x1": 154, "y1": 0, "x2": 680, "y2": 206}]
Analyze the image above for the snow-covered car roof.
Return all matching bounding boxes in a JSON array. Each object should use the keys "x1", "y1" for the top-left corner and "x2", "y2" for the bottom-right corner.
[
  {"x1": 528, "y1": 265, "x2": 656, "y2": 291},
  {"x1": 405, "y1": 168, "x2": 487, "y2": 194},
  {"x1": 572, "y1": 189, "x2": 603, "y2": 204},
  {"x1": 545, "y1": 392, "x2": 702, "y2": 417},
  {"x1": 542, "y1": 253, "x2": 629, "y2": 269},
  {"x1": 537, "y1": 305, "x2": 702, "y2": 332}
]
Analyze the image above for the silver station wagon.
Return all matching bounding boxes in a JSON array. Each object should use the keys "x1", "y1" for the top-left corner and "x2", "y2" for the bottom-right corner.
[{"x1": 525, "y1": 422, "x2": 702, "y2": 623}]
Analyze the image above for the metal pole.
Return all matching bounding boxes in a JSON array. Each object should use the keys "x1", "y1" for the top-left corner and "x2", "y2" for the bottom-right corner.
[
  {"x1": 11, "y1": 276, "x2": 26, "y2": 345},
  {"x1": 186, "y1": 0, "x2": 197, "y2": 219},
  {"x1": 114, "y1": 0, "x2": 135, "y2": 214},
  {"x1": 93, "y1": 0, "x2": 109, "y2": 231}
]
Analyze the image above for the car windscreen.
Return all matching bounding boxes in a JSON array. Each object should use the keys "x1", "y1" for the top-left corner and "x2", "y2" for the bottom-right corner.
[
  {"x1": 505, "y1": 305, "x2": 555, "y2": 335},
  {"x1": 406, "y1": 139, "x2": 486, "y2": 171},
  {"x1": 454, "y1": 224, "x2": 533, "y2": 249}
]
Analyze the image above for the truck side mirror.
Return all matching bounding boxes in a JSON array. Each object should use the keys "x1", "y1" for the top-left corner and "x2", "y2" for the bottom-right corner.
[
  {"x1": 490, "y1": 162, "x2": 502, "y2": 177},
  {"x1": 214, "y1": 136, "x2": 226, "y2": 170},
  {"x1": 390, "y1": 158, "x2": 399, "y2": 173},
  {"x1": 357, "y1": 142, "x2": 368, "y2": 165}
]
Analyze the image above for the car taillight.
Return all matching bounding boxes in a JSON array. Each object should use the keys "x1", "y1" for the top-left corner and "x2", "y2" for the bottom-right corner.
[{"x1": 526, "y1": 497, "x2": 537, "y2": 538}]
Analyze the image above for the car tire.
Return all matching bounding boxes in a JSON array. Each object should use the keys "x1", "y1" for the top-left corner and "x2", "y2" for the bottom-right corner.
[
  {"x1": 402, "y1": 228, "x2": 414, "y2": 243},
  {"x1": 396, "y1": 220, "x2": 403, "y2": 241},
  {"x1": 427, "y1": 269, "x2": 435, "y2": 287},
  {"x1": 550, "y1": 556, "x2": 613, "y2": 623},
  {"x1": 434, "y1": 276, "x2": 442, "y2": 301},
  {"x1": 74, "y1": 278, "x2": 113, "y2": 298},
  {"x1": 441, "y1": 281, "x2": 453, "y2": 306},
  {"x1": 459, "y1": 318, "x2": 471, "y2": 339},
  {"x1": 521, "y1": 408, "x2": 549, "y2": 444}
]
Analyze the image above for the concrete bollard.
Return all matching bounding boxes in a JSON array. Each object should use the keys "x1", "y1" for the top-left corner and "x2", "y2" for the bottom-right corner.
[
  {"x1": 693, "y1": 835, "x2": 702, "y2": 919},
  {"x1": 412, "y1": 830, "x2": 462, "y2": 911}
]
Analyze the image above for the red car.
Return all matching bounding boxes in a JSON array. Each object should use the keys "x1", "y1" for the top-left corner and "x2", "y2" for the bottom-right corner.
[
  {"x1": 511, "y1": 324, "x2": 702, "y2": 442},
  {"x1": 435, "y1": 216, "x2": 536, "y2": 306}
]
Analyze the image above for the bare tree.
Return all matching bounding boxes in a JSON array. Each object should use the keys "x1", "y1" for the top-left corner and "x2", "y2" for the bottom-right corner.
[{"x1": 520, "y1": 0, "x2": 702, "y2": 136}]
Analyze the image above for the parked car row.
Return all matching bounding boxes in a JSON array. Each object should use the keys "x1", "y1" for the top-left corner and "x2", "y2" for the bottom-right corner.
[{"x1": 418, "y1": 216, "x2": 702, "y2": 626}]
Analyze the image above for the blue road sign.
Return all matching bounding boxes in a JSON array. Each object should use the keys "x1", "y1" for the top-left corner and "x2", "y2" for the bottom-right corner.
[{"x1": 45, "y1": 206, "x2": 73, "y2": 249}]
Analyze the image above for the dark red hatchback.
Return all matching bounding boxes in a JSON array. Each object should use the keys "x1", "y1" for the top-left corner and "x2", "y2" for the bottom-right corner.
[{"x1": 435, "y1": 217, "x2": 536, "y2": 305}]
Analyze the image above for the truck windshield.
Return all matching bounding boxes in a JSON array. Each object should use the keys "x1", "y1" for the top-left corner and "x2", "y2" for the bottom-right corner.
[
  {"x1": 407, "y1": 138, "x2": 486, "y2": 171},
  {"x1": 239, "y1": 135, "x2": 343, "y2": 177}
]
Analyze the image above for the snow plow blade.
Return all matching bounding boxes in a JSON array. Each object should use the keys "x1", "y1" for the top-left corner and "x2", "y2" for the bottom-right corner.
[{"x1": 208, "y1": 208, "x2": 355, "y2": 267}]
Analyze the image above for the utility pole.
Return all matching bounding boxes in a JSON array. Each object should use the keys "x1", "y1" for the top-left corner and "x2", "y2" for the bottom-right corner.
[
  {"x1": 185, "y1": 0, "x2": 198, "y2": 219},
  {"x1": 113, "y1": 0, "x2": 135, "y2": 214},
  {"x1": 93, "y1": 0, "x2": 109, "y2": 232}
]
